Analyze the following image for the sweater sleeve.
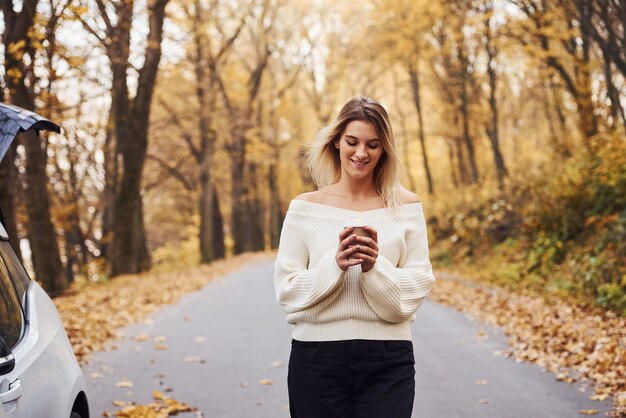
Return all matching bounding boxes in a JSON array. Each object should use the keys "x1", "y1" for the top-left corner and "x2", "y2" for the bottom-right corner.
[
  {"x1": 360, "y1": 212, "x2": 435, "y2": 323},
  {"x1": 274, "y1": 210, "x2": 346, "y2": 314}
]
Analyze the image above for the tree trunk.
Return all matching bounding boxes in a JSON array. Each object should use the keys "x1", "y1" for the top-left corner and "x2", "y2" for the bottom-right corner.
[
  {"x1": 597, "y1": 0, "x2": 626, "y2": 129},
  {"x1": 231, "y1": 134, "x2": 247, "y2": 255},
  {"x1": 0, "y1": 146, "x2": 20, "y2": 258},
  {"x1": 110, "y1": 121, "x2": 151, "y2": 275},
  {"x1": 246, "y1": 161, "x2": 265, "y2": 251},
  {"x1": 454, "y1": 136, "x2": 470, "y2": 186},
  {"x1": 211, "y1": 187, "x2": 225, "y2": 259},
  {"x1": 3, "y1": 0, "x2": 66, "y2": 292},
  {"x1": 575, "y1": 0, "x2": 598, "y2": 143},
  {"x1": 542, "y1": 83, "x2": 567, "y2": 158},
  {"x1": 101, "y1": 106, "x2": 117, "y2": 260},
  {"x1": 199, "y1": 164, "x2": 214, "y2": 263},
  {"x1": 484, "y1": 16, "x2": 508, "y2": 190},
  {"x1": 268, "y1": 161, "x2": 283, "y2": 249},
  {"x1": 108, "y1": 0, "x2": 169, "y2": 276},
  {"x1": 408, "y1": 60, "x2": 434, "y2": 194},
  {"x1": 22, "y1": 130, "x2": 67, "y2": 291},
  {"x1": 446, "y1": 138, "x2": 460, "y2": 188},
  {"x1": 458, "y1": 47, "x2": 479, "y2": 185}
]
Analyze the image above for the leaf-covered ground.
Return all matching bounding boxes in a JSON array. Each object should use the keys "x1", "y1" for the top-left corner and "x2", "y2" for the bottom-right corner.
[
  {"x1": 54, "y1": 252, "x2": 273, "y2": 364},
  {"x1": 430, "y1": 272, "x2": 626, "y2": 416},
  {"x1": 53, "y1": 254, "x2": 624, "y2": 416},
  {"x1": 53, "y1": 252, "x2": 273, "y2": 417}
]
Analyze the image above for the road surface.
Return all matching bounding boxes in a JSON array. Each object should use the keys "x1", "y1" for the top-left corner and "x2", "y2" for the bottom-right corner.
[{"x1": 82, "y1": 261, "x2": 611, "y2": 417}]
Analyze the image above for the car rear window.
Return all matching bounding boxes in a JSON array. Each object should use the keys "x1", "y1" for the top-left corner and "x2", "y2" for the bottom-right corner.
[
  {"x1": 0, "y1": 251, "x2": 24, "y2": 349},
  {"x1": 0, "y1": 241, "x2": 30, "y2": 304}
]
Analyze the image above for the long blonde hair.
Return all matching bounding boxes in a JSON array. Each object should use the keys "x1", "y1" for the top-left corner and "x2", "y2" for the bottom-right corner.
[{"x1": 307, "y1": 96, "x2": 405, "y2": 208}]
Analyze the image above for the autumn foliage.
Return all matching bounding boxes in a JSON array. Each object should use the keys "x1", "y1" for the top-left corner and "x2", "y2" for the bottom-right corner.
[{"x1": 1, "y1": 0, "x2": 625, "y2": 413}]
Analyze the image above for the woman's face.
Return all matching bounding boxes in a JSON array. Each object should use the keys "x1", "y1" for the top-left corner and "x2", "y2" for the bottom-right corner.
[{"x1": 335, "y1": 120, "x2": 384, "y2": 182}]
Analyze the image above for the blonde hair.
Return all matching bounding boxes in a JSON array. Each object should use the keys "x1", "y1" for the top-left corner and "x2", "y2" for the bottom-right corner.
[{"x1": 307, "y1": 96, "x2": 405, "y2": 208}]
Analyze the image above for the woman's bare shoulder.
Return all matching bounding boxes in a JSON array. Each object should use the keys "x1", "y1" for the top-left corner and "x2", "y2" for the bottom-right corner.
[
  {"x1": 294, "y1": 190, "x2": 322, "y2": 203},
  {"x1": 294, "y1": 186, "x2": 333, "y2": 204},
  {"x1": 400, "y1": 190, "x2": 422, "y2": 204}
]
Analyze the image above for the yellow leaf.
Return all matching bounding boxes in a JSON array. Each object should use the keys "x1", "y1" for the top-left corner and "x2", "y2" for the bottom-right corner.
[
  {"x1": 578, "y1": 410, "x2": 598, "y2": 415},
  {"x1": 258, "y1": 379, "x2": 273, "y2": 385}
]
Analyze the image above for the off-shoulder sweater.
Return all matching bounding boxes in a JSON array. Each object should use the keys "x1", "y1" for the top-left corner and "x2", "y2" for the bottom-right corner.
[{"x1": 274, "y1": 199, "x2": 436, "y2": 341}]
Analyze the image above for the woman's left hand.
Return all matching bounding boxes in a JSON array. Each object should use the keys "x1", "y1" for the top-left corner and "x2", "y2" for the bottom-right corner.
[{"x1": 353, "y1": 226, "x2": 378, "y2": 272}]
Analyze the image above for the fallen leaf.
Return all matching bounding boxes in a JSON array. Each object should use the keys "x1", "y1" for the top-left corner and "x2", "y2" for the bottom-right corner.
[
  {"x1": 154, "y1": 343, "x2": 168, "y2": 350},
  {"x1": 183, "y1": 356, "x2": 206, "y2": 364},
  {"x1": 194, "y1": 336, "x2": 206, "y2": 343},
  {"x1": 115, "y1": 380, "x2": 133, "y2": 388},
  {"x1": 478, "y1": 399, "x2": 489, "y2": 404},
  {"x1": 579, "y1": 410, "x2": 598, "y2": 415},
  {"x1": 476, "y1": 379, "x2": 488, "y2": 385},
  {"x1": 272, "y1": 361, "x2": 284, "y2": 368},
  {"x1": 258, "y1": 379, "x2": 273, "y2": 385},
  {"x1": 104, "y1": 390, "x2": 197, "y2": 417},
  {"x1": 429, "y1": 276, "x2": 626, "y2": 415},
  {"x1": 53, "y1": 253, "x2": 270, "y2": 365}
]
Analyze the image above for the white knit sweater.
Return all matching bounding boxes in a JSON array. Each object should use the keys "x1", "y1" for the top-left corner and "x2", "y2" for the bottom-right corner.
[{"x1": 274, "y1": 199, "x2": 436, "y2": 341}]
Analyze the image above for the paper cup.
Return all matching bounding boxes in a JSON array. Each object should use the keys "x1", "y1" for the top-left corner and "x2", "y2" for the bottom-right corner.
[{"x1": 343, "y1": 219, "x2": 370, "y2": 238}]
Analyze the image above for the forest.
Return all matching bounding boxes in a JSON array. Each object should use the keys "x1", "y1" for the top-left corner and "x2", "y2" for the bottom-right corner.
[{"x1": 1, "y1": 0, "x2": 625, "y2": 315}]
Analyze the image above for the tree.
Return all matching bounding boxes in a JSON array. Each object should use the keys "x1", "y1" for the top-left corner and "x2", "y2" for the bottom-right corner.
[
  {"x1": 183, "y1": 0, "x2": 245, "y2": 262},
  {"x1": 589, "y1": 0, "x2": 626, "y2": 129},
  {"x1": 78, "y1": 0, "x2": 170, "y2": 276},
  {"x1": 213, "y1": 0, "x2": 276, "y2": 254},
  {"x1": 2, "y1": 0, "x2": 67, "y2": 292},
  {"x1": 507, "y1": 0, "x2": 599, "y2": 144},
  {"x1": 430, "y1": 1, "x2": 480, "y2": 186},
  {"x1": 481, "y1": 0, "x2": 509, "y2": 190}
]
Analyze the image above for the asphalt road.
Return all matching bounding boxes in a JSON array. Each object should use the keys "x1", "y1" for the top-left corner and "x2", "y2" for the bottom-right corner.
[{"x1": 82, "y1": 261, "x2": 611, "y2": 417}]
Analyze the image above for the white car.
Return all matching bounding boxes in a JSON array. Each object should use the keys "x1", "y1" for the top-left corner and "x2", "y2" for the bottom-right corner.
[{"x1": 0, "y1": 103, "x2": 89, "y2": 417}]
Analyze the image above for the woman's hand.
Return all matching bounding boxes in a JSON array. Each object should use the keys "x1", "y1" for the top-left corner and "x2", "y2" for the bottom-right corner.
[
  {"x1": 352, "y1": 226, "x2": 378, "y2": 272},
  {"x1": 335, "y1": 226, "x2": 379, "y2": 272},
  {"x1": 336, "y1": 227, "x2": 366, "y2": 271}
]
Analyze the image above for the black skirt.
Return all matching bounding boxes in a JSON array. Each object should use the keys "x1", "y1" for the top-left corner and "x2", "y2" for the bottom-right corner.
[{"x1": 288, "y1": 339, "x2": 416, "y2": 418}]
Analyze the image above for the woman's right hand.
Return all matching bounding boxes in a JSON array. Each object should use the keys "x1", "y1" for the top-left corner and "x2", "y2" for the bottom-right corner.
[{"x1": 336, "y1": 227, "x2": 364, "y2": 271}]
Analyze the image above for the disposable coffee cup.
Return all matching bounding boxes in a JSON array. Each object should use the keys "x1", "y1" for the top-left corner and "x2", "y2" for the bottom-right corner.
[{"x1": 343, "y1": 219, "x2": 370, "y2": 238}]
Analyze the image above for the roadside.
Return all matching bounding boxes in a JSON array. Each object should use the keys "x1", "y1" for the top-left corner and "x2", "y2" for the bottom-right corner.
[
  {"x1": 81, "y1": 261, "x2": 613, "y2": 418},
  {"x1": 53, "y1": 252, "x2": 274, "y2": 364},
  {"x1": 429, "y1": 271, "x2": 626, "y2": 417},
  {"x1": 54, "y1": 253, "x2": 625, "y2": 416}
]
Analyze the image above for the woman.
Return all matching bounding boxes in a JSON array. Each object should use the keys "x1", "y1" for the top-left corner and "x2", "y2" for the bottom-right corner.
[{"x1": 274, "y1": 96, "x2": 435, "y2": 418}]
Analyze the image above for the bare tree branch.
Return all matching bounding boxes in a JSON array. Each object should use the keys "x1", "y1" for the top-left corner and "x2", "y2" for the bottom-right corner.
[{"x1": 145, "y1": 153, "x2": 195, "y2": 191}]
